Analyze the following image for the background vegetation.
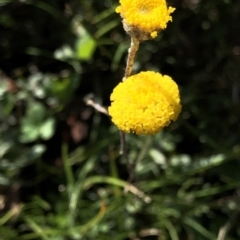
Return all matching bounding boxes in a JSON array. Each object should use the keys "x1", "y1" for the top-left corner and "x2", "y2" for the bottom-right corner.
[{"x1": 0, "y1": 0, "x2": 240, "y2": 239}]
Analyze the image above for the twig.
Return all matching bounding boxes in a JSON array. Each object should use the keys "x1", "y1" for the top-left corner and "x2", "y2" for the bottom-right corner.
[
  {"x1": 84, "y1": 93, "x2": 108, "y2": 115},
  {"x1": 217, "y1": 211, "x2": 239, "y2": 240},
  {"x1": 139, "y1": 228, "x2": 161, "y2": 237},
  {"x1": 119, "y1": 131, "x2": 134, "y2": 182},
  {"x1": 124, "y1": 183, "x2": 151, "y2": 204}
]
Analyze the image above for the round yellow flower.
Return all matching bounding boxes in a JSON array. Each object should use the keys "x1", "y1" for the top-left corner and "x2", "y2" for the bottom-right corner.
[
  {"x1": 108, "y1": 71, "x2": 181, "y2": 135},
  {"x1": 116, "y1": 0, "x2": 175, "y2": 39}
]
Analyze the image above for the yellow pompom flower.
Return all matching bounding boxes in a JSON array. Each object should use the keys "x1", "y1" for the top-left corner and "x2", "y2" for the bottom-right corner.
[
  {"x1": 108, "y1": 71, "x2": 181, "y2": 135},
  {"x1": 116, "y1": 0, "x2": 175, "y2": 39}
]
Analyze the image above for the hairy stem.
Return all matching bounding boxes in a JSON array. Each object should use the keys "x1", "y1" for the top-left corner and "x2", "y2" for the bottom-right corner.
[{"x1": 123, "y1": 37, "x2": 140, "y2": 80}]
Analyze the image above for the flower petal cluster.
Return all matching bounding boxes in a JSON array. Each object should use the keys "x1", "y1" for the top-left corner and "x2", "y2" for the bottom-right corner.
[
  {"x1": 116, "y1": 0, "x2": 175, "y2": 39},
  {"x1": 108, "y1": 71, "x2": 181, "y2": 135}
]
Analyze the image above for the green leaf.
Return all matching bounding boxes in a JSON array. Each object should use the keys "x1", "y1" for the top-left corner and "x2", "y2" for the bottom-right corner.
[
  {"x1": 39, "y1": 118, "x2": 55, "y2": 140},
  {"x1": 184, "y1": 217, "x2": 216, "y2": 239},
  {"x1": 49, "y1": 76, "x2": 74, "y2": 105},
  {"x1": 75, "y1": 34, "x2": 96, "y2": 61},
  {"x1": 164, "y1": 219, "x2": 179, "y2": 240},
  {"x1": 0, "y1": 174, "x2": 10, "y2": 185},
  {"x1": 27, "y1": 144, "x2": 46, "y2": 159},
  {"x1": 0, "y1": 226, "x2": 18, "y2": 239},
  {"x1": 25, "y1": 102, "x2": 47, "y2": 125},
  {"x1": 19, "y1": 123, "x2": 39, "y2": 143}
]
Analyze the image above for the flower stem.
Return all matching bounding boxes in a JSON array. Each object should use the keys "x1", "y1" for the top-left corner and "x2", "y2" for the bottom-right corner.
[
  {"x1": 120, "y1": 37, "x2": 140, "y2": 182},
  {"x1": 123, "y1": 37, "x2": 140, "y2": 80}
]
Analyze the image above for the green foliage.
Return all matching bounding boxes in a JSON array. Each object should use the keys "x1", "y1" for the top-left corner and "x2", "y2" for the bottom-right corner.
[
  {"x1": 75, "y1": 33, "x2": 96, "y2": 61},
  {"x1": 0, "y1": 0, "x2": 240, "y2": 240},
  {"x1": 20, "y1": 102, "x2": 55, "y2": 143}
]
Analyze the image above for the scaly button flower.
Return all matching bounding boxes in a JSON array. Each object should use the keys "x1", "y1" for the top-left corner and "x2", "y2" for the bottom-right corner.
[
  {"x1": 116, "y1": 0, "x2": 175, "y2": 39},
  {"x1": 108, "y1": 71, "x2": 181, "y2": 135}
]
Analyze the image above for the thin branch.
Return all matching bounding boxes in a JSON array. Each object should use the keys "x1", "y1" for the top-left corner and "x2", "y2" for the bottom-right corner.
[
  {"x1": 123, "y1": 37, "x2": 140, "y2": 80},
  {"x1": 139, "y1": 228, "x2": 161, "y2": 237},
  {"x1": 217, "y1": 211, "x2": 239, "y2": 240},
  {"x1": 119, "y1": 131, "x2": 134, "y2": 182},
  {"x1": 84, "y1": 93, "x2": 108, "y2": 115},
  {"x1": 124, "y1": 183, "x2": 151, "y2": 204}
]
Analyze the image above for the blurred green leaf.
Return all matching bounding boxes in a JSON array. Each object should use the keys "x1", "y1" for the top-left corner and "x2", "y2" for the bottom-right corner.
[
  {"x1": 0, "y1": 174, "x2": 10, "y2": 185},
  {"x1": 29, "y1": 144, "x2": 46, "y2": 158},
  {"x1": 95, "y1": 20, "x2": 119, "y2": 38},
  {"x1": 25, "y1": 102, "x2": 47, "y2": 125},
  {"x1": 48, "y1": 76, "x2": 76, "y2": 106},
  {"x1": 75, "y1": 34, "x2": 96, "y2": 61},
  {"x1": 25, "y1": 217, "x2": 50, "y2": 240},
  {"x1": 164, "y1": 219, "x2": 179, "y2": 240},
  {"x1": 19, "y1": 102, "x2": 55, "y2": 142},
  {"x1": 39, "y1": 118, "x2": 55, "y2": 140},
  {"x1": 184, "y1": 217, "x2": 216, "y2": 239},
  {"x1": 19, "y1": 123, "x2": 39, "y2": 143},
  {"x1": 83, "y1": 176, "x2": 127, "y2": 190},
  {"x1": 0, "y1": 226, "x2": 18, "y2": 239}
]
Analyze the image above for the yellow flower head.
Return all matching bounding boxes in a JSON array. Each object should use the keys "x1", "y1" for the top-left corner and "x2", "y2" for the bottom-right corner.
[
  {"x1": 116, "y1": 0, "x2": 175, "y2": 39},
  {"x1": 108, "y1": 71, "x2": 181, "y2": 135}
]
